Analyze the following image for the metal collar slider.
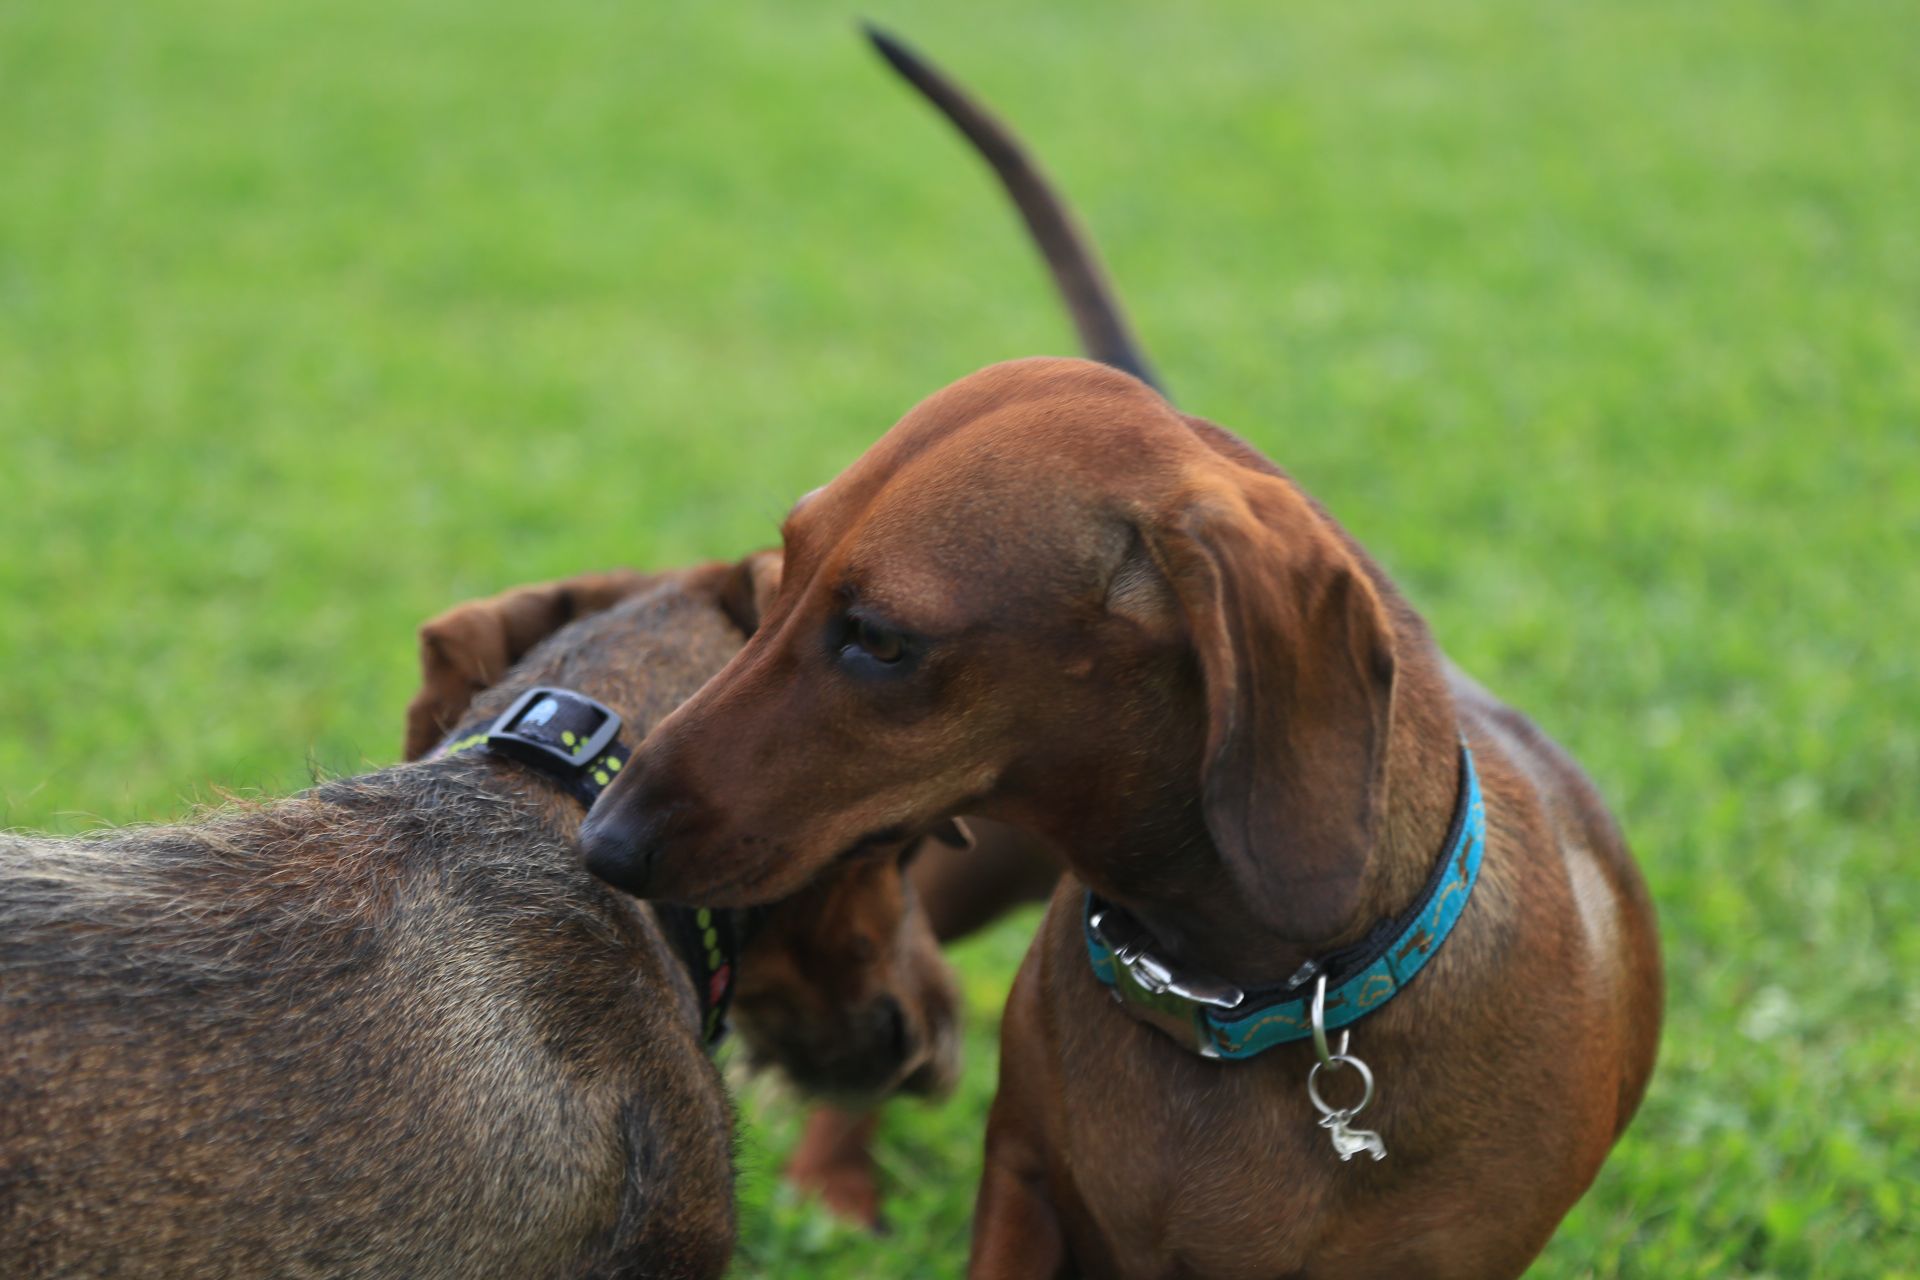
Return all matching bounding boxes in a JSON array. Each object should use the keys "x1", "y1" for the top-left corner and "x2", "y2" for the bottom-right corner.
[
  {"x1": 1088, "y1": 901, "x2": 1247, "y2": 1057},
  {"x1": 1089, "y1": 903, "x2": 1247, "y2": 1011}
]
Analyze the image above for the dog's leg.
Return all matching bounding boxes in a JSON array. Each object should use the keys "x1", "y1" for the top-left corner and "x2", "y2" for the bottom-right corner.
[
  {"x1": 784, "y1": 1108, "x2": 886, "y2": 1230},
  {"x1": 968, "y1": 963, "x2": 1069, "y2": 1280},
  {"x1": 970, "y1": 1120, "x2": 1068, "y2": 1280}
]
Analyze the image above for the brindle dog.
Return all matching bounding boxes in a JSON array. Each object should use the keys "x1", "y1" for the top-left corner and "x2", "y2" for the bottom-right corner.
[
  {"x1": 400, "y1": 562, "x2": 966, "y2": 1108},
  {"x1": 0, "y1": 565, "x2": 958, "y2": 1279},
  {"x1": 403, "y1": 562, "x2": 1052, "y2": 1229}
]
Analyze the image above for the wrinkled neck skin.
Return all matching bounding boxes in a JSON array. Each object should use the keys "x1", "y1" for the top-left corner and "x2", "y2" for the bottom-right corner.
[{"x1": 1013, "y1": 573, "x2": 1464, "y2": 991}]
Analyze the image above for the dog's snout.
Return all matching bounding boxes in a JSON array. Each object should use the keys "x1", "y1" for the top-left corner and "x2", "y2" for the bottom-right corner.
[
  {"x1": 578, "y1": 800, "x2": 661, "y2": 896},
  {"x1": 576, "y1": 809, "x2": 645, "y2": 890}
]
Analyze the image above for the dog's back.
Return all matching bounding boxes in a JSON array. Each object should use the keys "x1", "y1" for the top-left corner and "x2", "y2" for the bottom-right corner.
[{"x1": 0, "y1": 588, "x2": 745, "y2": 1278}]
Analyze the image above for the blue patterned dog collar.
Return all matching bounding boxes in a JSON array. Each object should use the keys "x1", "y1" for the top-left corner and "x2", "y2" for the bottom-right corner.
[{"x1": 1086, "y1": 744, "x2": 1486, "y2": 1060}]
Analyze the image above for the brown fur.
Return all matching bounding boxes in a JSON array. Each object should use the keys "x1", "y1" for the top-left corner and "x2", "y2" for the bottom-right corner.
[
  {"x1": 1, "y1": 569, "x2": 958, "y2": 1278},
  {"x1": 579, "y1": 357, "x2": 1663, "y2": 1278}
]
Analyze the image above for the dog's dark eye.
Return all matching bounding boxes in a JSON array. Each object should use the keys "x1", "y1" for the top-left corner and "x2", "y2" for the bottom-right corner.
[
  {"x1": 834, "y1": 611, "x2": 917, "y2": 676},
  {"x1": 831, "y1": 604, "x2": 921, "y2": 677},
  {"x1": 853, "y1": 618, "x2": 906, "y2": 664}
]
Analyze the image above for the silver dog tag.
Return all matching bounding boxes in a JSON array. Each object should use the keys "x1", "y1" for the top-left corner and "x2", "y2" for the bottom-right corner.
[
  {"x1": 1305, "y1": 975, "x2": 1387, "y2": 1163},
  {"x1": 1319, "y1": 1110, "x2": 1388, "y2": 1162}
]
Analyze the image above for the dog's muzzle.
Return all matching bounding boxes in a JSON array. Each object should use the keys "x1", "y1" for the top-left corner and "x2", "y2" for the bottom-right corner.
[{"x1": 578, "y1": 803, "x2": 665, "y2": 896}]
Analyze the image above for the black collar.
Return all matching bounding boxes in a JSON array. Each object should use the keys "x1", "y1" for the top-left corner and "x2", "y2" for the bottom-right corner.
[
  {"x1": 435, "y1": 686, "x2": 742, "y2": 1045},
  {"x1": 435, "y1": 685, "x2": 631, "y2": 806}
]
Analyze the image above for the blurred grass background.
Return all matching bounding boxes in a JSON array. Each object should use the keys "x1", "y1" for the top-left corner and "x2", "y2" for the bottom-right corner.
[{"x1": 3, "y1": 0, "x2": 1916, "y2": 1274}]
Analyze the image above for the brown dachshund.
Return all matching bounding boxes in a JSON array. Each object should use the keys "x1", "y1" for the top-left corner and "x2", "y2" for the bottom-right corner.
[
  {"x1": 578, "y1": 32, "x2": 1662, "y2": 1276},
  {"x1": 582, "y1": 354, "x2": 1663, "y2": 1276},
  {"x1": 2, "y1": 567, "x2": 958, "y2": 1278}
]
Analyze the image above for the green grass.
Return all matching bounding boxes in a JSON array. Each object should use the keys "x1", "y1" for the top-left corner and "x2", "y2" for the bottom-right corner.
[{"x1": 4, "y1": 0, "x2": 1916, "y2": 1274}]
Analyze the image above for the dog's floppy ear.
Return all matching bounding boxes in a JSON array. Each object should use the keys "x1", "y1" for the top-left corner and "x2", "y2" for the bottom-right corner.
[
  {"x1": 671, "y1": 549, "x2": 784, "y2": 637},
  {"x1": 402, "y1": 569, "x2": 658, "y2": 761},
  {"x1": 1144, "y1": 475, "x2": 1397, "y2": 942},
  {"x1": 707, "y1": 549, "x2": 785, "y2": 637}
]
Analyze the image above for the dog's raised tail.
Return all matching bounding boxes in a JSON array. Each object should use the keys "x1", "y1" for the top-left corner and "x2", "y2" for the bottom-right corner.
[{"x1": 864, "y1": 25, "x2": 1165, "y2": 397}]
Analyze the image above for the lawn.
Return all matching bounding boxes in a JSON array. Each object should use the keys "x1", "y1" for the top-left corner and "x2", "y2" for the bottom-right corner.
[{"x1": 3, "y1": 0, "x2": 1915, "y2": 1274}]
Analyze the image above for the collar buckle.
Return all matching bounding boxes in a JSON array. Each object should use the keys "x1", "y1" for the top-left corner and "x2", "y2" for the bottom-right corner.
[
  {"x1": 484, "y1": 686, "x2": 622, "y2": 774},
  {"x1": 1090, "y1": 905, "x2": 1246, "y2": 1010}
]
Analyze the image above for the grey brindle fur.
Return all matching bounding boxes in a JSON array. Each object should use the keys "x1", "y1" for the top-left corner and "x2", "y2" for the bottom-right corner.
[{"x1": 1, "y1": 582, "x2": 908, "y2": 1278}]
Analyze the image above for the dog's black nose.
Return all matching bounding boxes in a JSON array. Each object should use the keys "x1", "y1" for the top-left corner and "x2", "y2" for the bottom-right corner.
[
  {"x1": 579, "y1": 803, "x2": 659, "y2": 896},
  {"x1": 874, "y1": 994, "x2": 911, "y2": 1067}
]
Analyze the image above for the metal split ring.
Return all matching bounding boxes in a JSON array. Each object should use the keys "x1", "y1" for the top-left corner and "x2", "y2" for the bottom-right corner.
[{"x1": 1306, "y1": 1052, "x2": 1377, "y2": 1118}]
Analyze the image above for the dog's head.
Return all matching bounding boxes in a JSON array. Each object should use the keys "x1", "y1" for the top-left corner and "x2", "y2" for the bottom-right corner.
[
  {"x1": 407, "y1": 560, "x2": 960, "y2": 1101},
  {"x1": 732, "y1": 837, "x2": 961, "y2": 1101},
  {"x1": 402, "y1": 561, "x2": 773, "y2": 762},
  {"x1": 580, "y1": 357, "x2": 1400, "y2": 945}
]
